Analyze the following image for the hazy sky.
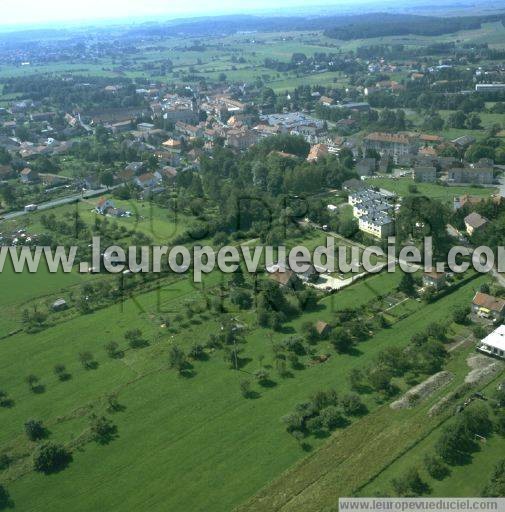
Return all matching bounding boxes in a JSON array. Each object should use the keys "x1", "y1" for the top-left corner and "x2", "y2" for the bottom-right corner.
[{"x1": 0, "y1": 0, "x2": 369, "y2": 26}]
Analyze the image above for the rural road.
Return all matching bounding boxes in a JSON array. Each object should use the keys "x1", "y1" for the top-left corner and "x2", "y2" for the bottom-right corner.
[{"x1": 1, "y1": 187, "x2": 111, "y2": 220}]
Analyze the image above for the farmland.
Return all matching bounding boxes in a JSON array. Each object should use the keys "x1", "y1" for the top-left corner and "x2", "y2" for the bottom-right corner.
[{"x1": 0, "y1": 266, "x2": 492, "y2": 512}]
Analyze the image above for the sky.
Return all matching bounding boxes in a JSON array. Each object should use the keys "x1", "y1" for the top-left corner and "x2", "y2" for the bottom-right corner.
[{"x1": 0, "y1": 0, "x2": 372, "y2": 27}]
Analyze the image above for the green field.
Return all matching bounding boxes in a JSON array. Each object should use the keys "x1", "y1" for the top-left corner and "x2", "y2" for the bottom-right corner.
[
  {"x1": 371, "y1": 177, "x2": 497, "y2": 204},
  {"x1": 0, "y1": 266, "x2": 491, "y2": 511}
]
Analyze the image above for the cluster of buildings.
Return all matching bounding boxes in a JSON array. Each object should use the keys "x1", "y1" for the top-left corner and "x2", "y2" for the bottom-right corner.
[{"x1": 348, "y1": 188, "x2": 396, "y2": 238}]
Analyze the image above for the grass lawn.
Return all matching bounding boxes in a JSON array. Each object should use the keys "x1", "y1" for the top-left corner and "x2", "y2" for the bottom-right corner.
[
  {"x1": 0, "y1": 258, "x2": 87, "y2": 333},
  {"x1": 371, "y1": 177, "x2": 497, "y2": 204}
]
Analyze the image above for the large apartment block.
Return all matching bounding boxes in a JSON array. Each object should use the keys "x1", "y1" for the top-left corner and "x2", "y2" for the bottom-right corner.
[
  {"x1": 363, "y1": 132, "x2": 418, "y2": 164},
  {"x1": 447, "y1": 167, "x2": 494, "y2": 185}
]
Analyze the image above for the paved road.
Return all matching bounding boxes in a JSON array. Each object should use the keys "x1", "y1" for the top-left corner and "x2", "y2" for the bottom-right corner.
[{"x1": 1, "y1": 187, "x2": 110, "y2": 220}]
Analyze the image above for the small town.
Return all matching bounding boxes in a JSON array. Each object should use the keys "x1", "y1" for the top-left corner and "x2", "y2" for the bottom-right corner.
[{"x1": 0, "y1": 2, "x2": 505, "y2": 511}]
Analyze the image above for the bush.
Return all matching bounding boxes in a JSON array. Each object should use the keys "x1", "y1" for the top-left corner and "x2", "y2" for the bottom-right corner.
[
  {"x1": 0, "y1": 454, "x2": 10, "y2": 471},
  {"x1": 423, "y1": 453, "x2": 449, "y2": 480},
  {"x1": 0, "y1": 484, "x2": 10, "y2": 509},
  {"x1": 391, "y1": 467, "x2": 427, "y2": 496},
  {"x1": 340, "y1": 394, "x2": 366, "y2": 416},
  {"x1": 319, "y1": 406, "x2": 345, "y2": 430}
]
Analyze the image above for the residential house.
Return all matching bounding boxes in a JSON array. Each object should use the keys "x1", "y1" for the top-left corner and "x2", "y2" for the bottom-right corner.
[
  {"x1": 125, "y1": 162, "x2": 145, "y2": 175},
  {"x1": 358, "y1": 213, "x2": 395, "y2": 238},
  {"x1": 453, "y1": 194, "x2": 502, "y2": 211},
  {"x1": 96, "y1": 198, "x2": 115, "y2": 215},
  {"x1": 268, "y1": 269, "x2": 299, "y2": 288},
  {"x1": 157, "y1": 166, "x2": 178, "y2": 181},
  {"x1": 19, "y1": 168, "x2": 39, "y2": 184},
  {"x1": 477, "y1": 325, "x2": 505, "y2": 359},
  {"x1": 315, "y1": 321, "x2": 331, "y2": 338},
  {"x1": 307, "y1": 144, "x2": 329, "y2": 163},
  {"x1": 464, "y1": 212, "x2": 489, "y2": 236},
  {"x1": 137, "y1": 122, "x2": 155, "y2": 133},
  {"x1": 162, "y1": 139, "x2": 182, "y2": 154},
  {"x1": 134, "y1": 173, "x2": 161, "y2": 189},
  {"x1": 472, "y1": 292, "x2": 505, "y2": 322},
  {"x1": 110, "y1": 120, "x2": 133, "y2": 133},
  {"x1": 422, "y1": 270, "x2": 446, "y2": 290}
]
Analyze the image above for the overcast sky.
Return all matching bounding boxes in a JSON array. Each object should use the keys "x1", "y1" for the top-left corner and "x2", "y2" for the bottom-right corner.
[{"x1": 0, "y1": 0, "x2": 381, "y2": 26}]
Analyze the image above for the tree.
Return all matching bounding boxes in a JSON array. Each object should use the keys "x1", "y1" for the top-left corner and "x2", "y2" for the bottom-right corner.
[
  {"x1": 349, "y1": 368, "x2": 365, "y2": 391},
  {"x1": 0, "y1": 390, "x2": 12, "y2": 408},
  {"x1": 340, "y1": 394, "x2": 366, "y2": 416},
  {"x1": 24, "y1": 419, "x2": 46, "y2": 441},
  {"x1": 331, "y1": 328, "x2": 354, "y2": 354},
  {"x1": 0, "y1": 484, "x2": 10, "y2": 510},
  {"x1": 124, "y1": 329, "x2": 145, "y2": 348},
  {"x1": 168, "y1": 345, "x2": 187, "y2": 373},
  {"x1": 25, "y1": 374, "x2": 40, "y2": 392},
  {"x1": 254, "y1": 369, "x2": 270, "y2": 385},
  {"x1": 33, "y1": 442, "x2": 71, "y2": 473},
  {"x1": 78, "y1": 352, "x2": 96, "y2": 370},
  {"x1": 466, "y1": 114, "x2": 482, "y2": 130},
  {"x1": 452, "y1": 306, "x2": 470, "y2": 325},
  {"x1": 426, "y1": 322, "x2": 447, "y2": 342},
  {"x1": 482, "y1": 459, "x2": 505, "y2": 497},
  {"x1": 446, "y1": 110, "x2": 467, "y2": 129},
  {"x1": 105, "y1": 341, "x2": 121, "y2": 358},
  {"x1": 435, "y1": 423, "x2": 471, "y2": 464},
  {"x1": 398, "y1": 272, "x2": 416, "y2": 296},
  {"x1": 240, "y1": 379, "x2": 252, "y2": 398},
  {"x1": 90, "y1": 414, "x2": 117, "y2": 444},
  {"x1": 230, "y1": 288, "x2": 253, "y2": 309},
  {"x1": 54, "y1": 364, "x2": 70, "y2": 381},
  {"x1": 106, "y1": 393, "x2": 122, "y2": 413},
  {"x1": 368, "y1": 367, "x2": 394, "y2": 394},
  {"x1": 391, "y1": 467, "x2": 426, "y2": 496}
]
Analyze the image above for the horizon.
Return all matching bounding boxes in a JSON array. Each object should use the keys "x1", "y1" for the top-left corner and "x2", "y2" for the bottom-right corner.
[
  {"x1": 0, "y1": 0, "x2": 366, "y2": 27},
  {"x1": 0, "y1": 0, "x2": 478, "y2": 30}
]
